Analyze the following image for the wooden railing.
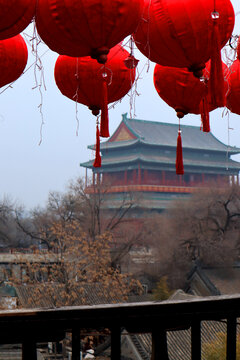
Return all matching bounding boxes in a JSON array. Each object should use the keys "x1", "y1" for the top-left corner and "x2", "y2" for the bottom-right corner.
[{"x1": 1, "y1": 294, "x2": 240, "y2": 359}]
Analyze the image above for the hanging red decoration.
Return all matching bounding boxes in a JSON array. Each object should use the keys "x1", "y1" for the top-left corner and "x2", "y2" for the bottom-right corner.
[
  {"x1": 203, "y1": 60, "x2": 229, "y2": 109},
  {"x1": 0, "y1": 0, "x2": 36, "y2": 40},
  {"x1": 36, "y1": 0, "x2": 144, "y2": 63},
  {"x1": 153, "y1": 64, "x2": 208, "y2": 119},
  {"x1": 54, "y1": 44, "x2": 136, "y2": 166},
  {"x1": 226, "y1": 59, "x2": 240, "y2": 115},
  {"x1": 134, "y1": 0, "x2": 234, "y2": 77},
  {"x1": 153, "y1": 64, "x2": 208, "y2": 174},
  {"x1": 176, "y1": 129, "x2": 184, "y2": 175},
  {"x1": 237, "y1": 37, "x2": 240, "y2": 60},
  {"x1": 0, "y1": 35, "x2": 28, "y2": 88},
  {"x1": 93, "y1": 123, "x2": 101, "y2": 168}
]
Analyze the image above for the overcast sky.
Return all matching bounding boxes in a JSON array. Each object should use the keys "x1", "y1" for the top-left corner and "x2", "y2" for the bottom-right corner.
[{"x1": 0, "y1": 0, "x2": 239, "y2": 210}]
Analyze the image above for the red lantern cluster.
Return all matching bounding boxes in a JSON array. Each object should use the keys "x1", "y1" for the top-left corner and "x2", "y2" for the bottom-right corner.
[
  {"x1": 0, "y1": 0, "x2": 35, "y2": 40},
  {"x1": 36, "y1": 0, "x2": 144, "y2": 63}
]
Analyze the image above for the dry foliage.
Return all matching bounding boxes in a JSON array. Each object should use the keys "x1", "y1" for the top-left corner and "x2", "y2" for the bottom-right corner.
[
  {"x1": 140, "y1": 185, "x2": 240, "y2": 289},
  {"x1": 9, "y1": 220, "x2": 142, "y2": 308}
]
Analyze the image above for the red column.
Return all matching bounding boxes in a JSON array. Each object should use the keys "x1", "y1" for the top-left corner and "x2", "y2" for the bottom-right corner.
[
  {"x1": 97, "y1": 173, "x2": 100, "y2": 185},
  {"x1": 144, "y1": 169, "x2": 148, "y2": 184},
  {"x1": 138, "y1": 164, "x2": 141, "y2": 185},
  {"x1": 133, "y1": 169, "x2": 137, "y2": 184},
  {"x1": 162, "y1": 171, "x2": 165, "y2": 185},
  {"x1": 124, "y1": 170, "x2": 127, "y2": 185}
]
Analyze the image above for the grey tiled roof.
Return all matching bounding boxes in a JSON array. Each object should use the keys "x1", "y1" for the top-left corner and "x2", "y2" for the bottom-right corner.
[
  {"x1": 81, "y1": 152, "x2": 240, "y2": 170},
  {"x1": 86, "y1": 115, "x2": 240, "y2": 154},
  {"x1": 122, "y1": 116, "x2": 240, "y2": 153}
]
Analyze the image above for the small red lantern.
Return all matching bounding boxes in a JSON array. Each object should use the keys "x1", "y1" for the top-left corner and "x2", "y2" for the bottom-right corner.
[
  {"x1": 0, "y1": 0, "x2": 35, "y2": 40},
  {"x1": 154, "y1": 64, "x2": 209, "y2": 175},
  {"x1": 153, "y1": 64, "x2": 207, "y2": 119},
  {"x1": 36, "y1": 0, "x2": 144, "y2": 63},
  {"x1": 0, "y1": 35, "x2": 28, "y2": 87},
  {"x1": 54, "y1": 44, "x2": 136, "y2": 167}
]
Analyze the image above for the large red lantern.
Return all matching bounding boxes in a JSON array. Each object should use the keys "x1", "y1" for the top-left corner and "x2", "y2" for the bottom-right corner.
[
  {"x1": 134, "y1": 0, "x2": 234, "y2": 73},
  {"x1": 226, "y1": 59, "x2": 240, "y2": 115},
  {"x1": 0, "y1": 35, "x2": 28, "y2": 87},
  {"x1": 0, "y1": 0, "x2": 35, "y2": 40},
  {"x1": 36, "y1": 0, "x2": 144, "y2": 63},
  {"x1": 54, "y1": 44, "x2": 136, "y2": 166}
]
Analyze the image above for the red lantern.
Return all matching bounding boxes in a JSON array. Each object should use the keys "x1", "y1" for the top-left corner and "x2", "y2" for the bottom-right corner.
[
  {"x1": 0, "y1": 0, "x2": 35, "y2": 40},
  {"x1": 154, "y1": 63, "x2": 208, "y2": 175},
  {"x1": 54, "y1": 44, "x2": 136, "y2": 166},
  {"x1": 134, "y1": 0, "x2": 234, "y2": 74},
  {"x1": 226, "y1": 59, "x2": 240, "y2": 115},
  {"x1": 0, "y1": 35, "x2": 28, "y2": 87},
  {"x1": 36, "y1": 0, "x2": 144, "y2": 63},
  {"x1": 153, "y1": 64, "x2": 207, "y2": 118}
]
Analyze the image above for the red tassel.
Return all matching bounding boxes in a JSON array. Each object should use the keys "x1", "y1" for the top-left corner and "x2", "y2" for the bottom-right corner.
[
  {"x1": 209, "y1": 13, "x2": 226, "y2": 108},
  {"x1": 199, "y1": 97, "x2": 210, "y2": 132},
  {"x1": 93, "y1": 124, "x2": 101, "y2": 168},
  {"x1": 176, "y1": 130, "x2": 184, "y2": 175},
  {"x1": 100, "y1": 75, "x2": 110, "y2": 138}
]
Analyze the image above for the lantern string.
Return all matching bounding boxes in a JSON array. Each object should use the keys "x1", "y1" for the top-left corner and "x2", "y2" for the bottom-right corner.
[
  {"x1": 30, "y1": 22, "x2": 47, "y2": 145},
  {"x1": 213, "y1": 0, "x2": 216, "y2": 13}
]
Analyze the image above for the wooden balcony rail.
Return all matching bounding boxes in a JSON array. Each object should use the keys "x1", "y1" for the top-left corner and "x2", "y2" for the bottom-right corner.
[{"x1": 0, "y1": 294, "x2": 240, "y2": 359}]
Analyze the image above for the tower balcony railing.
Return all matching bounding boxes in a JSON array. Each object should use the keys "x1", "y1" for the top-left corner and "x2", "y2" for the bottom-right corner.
[{"x1": 0, "y1": 294, "x2": 240, "y2": 360}]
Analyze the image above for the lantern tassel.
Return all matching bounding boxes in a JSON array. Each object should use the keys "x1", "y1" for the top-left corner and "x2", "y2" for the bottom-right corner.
[
  {"x1": 199, "y1": 96, "x2": 210, "y2": 132},
  {"x1": 100, "y1": 74, "x2": 110, "y2": 138},
  {"x1": 176, "y1": 129, "x2": 184, "y2": 175},
  {"x1": 209, "y1": 13, "x2": 225, "y2": 108},
  {"x1": 93, "y1": 123, "x2": 101, "y2": 168}
]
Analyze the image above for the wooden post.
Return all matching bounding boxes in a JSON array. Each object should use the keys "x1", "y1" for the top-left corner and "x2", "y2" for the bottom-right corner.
[
  {"x1": 138, "y1": 164, "x2": 141, "y2": 185},
  {"x1": 133, "y1": 169, "x2": 137, "y2": 184},
  {"x1": 111, "y1": 326, "x2": 121, "y2": 360},
  {"x1": 151, "y1": 330, "x2": 169, "y2": 360},
  {"x1": 191, "y1": 320, "x2": 201, "y2": 360},
  {"x1": 143, "y1": 169, "x2": 147, "y2": 184},
  {"x1": 97, "y1": 173, "x2": 100, "y2": 185},
  {"x1": 162, "y1": 171, "x2": 165, "y2": 185},
  {"x1": 85, "y1": 168, "x2": 88, "y2": 187},
  {"x1": 72, "y1": 327, "x2": 80, "y2": 360},
  {"x1": 227, "y1": 317, "x2": 236, "y2": 360},
  {"x1": 124, "y1": 170, "x2": 127, "y2": 185},
  {"x1": 22, "y1": 339, "x2": 37, "y2": 360}
]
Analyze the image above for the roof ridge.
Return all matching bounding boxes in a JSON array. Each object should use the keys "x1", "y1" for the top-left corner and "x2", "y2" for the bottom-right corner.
[{"x1": 124, "y1": 113, "x2": 201, "y2": 129}]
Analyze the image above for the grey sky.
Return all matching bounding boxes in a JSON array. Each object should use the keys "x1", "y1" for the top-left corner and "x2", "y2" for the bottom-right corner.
[{"x1": 0, "y1": 0, "x2": 239, "y2": 210}]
